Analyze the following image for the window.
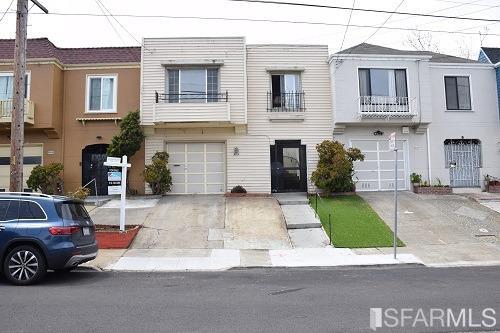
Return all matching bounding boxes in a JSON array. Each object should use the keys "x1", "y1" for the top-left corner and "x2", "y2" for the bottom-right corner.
[
  {"x1": 444, "y1": 76, "x2": 471, "y2": 110},
  {"x1": 166, "y1": 68, "x2": 219, "y2": 103},
  {"x1": 86, "y1": 75, "x2": 117, "y2": 112},
  {"x1": 18, "y1": 201, "x2": 46, "y2": 220},
  {"x1": 270, "y1": 73, "x2": 302, "y2": 109},
  {"x1": 358, "y1": 69, "x2": 407, "y2": 98},
  {"x1": 4, "y1": 200, "x2": 19, "y2": 221},
  {"x1": 56, "y1": 202, "x2": 89, "y2": 221},
  {"x1": 0, "y1": 73, "x2": 29, "y2": 100}
]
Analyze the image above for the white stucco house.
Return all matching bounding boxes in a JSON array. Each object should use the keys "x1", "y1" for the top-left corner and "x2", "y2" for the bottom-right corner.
[
  {"x1": 331, "y1": 43, "x2": 500, "y2": 191},
  {"x1": 141, "y1": 37, "x2": 332, "y2": 194}
]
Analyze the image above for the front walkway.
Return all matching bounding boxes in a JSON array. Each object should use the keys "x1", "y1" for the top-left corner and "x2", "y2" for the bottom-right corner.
[{"x1": 358, "y1": 191, "x2": 500, "y2": 266}]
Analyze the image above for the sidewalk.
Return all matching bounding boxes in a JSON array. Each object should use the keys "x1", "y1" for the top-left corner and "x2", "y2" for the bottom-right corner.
[{"x1": 83, "y1": 248, "x2": 422, "y2": 271}]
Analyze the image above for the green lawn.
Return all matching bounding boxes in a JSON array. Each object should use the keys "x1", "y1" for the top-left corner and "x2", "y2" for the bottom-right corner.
[{"x1": 309, "y1": 195, "x2": 404, "y2": 248}]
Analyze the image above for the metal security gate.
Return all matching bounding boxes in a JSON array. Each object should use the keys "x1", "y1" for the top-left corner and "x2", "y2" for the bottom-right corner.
[{"x1": 444, "y1": 139, "x2": 481, "y2": 187}]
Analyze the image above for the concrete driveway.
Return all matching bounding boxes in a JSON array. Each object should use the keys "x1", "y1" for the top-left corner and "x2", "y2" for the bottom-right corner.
[
  {"x1": 131, "y1": 195, "x2": 291, "y2": 250},
  {"x1": 359, "y1": 191, "x2": 500, "y2": 265}
]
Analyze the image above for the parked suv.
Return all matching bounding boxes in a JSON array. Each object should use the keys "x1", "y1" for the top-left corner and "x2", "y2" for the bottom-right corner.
[{"x1": 0, "y1": 193, "x2": 98, "y2": 285}]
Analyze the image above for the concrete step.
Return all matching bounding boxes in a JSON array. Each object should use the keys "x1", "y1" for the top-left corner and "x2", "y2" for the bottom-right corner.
[
  {"x1": 273, "y1": 193, "x2": 309, "y2": 205},
  {"x1": 288, "y1": 228, "x2": 331, "y2": 248},
  {"x1": 281, "y1": 204, "x2": 322, "y2": 229}
]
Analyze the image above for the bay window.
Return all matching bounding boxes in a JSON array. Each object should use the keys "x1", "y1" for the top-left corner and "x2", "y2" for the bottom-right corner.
[
  {"x1": 358, "y1": 68, "x2": 408, "y2": 99},
  {"x1": 166, "y1": 68, "x2": 219, "y2": 103}
]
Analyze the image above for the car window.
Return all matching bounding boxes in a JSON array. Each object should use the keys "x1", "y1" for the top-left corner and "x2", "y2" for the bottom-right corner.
[
  {"x1": 18, "y1": 201, "x2": 46, "y2": 220},
  {"x1": 58, "y1": 202, "x2": 89, "y2": 221},
  {"x1": 4, "y1": 200, "x2": 19, "y2": 221},
  {"x1": 0, "y1": 200, "x2": 9, "y2": 221}
]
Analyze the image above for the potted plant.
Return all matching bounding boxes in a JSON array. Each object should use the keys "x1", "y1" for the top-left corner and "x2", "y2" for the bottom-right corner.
[{"x1": 410, "y1": 172, "x2": 422, "y2": 189}]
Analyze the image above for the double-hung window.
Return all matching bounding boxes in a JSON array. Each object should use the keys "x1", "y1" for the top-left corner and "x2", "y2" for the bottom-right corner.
[
  {"x1": 86, "y1": 75, "x2": 117, "y2": 112},
  {"x1": 0, "y1": 73, "x2": 29, "y2": 100},
  {"x1": 166, "y1": 68, "x2": 219, "y2": 103},
  {"x1": 358, "y1": 68, "x2": 408, "y2": 101},
  {"x1": 444, "y1": 76, "x2": 471, "y2": 111}
]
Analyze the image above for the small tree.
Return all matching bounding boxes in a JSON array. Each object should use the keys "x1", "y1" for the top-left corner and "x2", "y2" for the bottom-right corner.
[
  {"x1": 27, "y1": 163, "x2": 64, "y2": 194},
  {"x1": 311, "y1": 140, "x2": 364, "y2": 193},
  {"x1": 144, "y1": 152, "x2": 172, "y2": 195},
  {"x1": 107, "y1": 111, "x2": 144, "y2": 159}
]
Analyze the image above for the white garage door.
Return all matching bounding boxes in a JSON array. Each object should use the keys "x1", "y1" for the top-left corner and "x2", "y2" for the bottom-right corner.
[
  {"x1": 166, "y1": 142, "x2": 225, "y2": 194},
  {"x1": 351, "y1": 140, "x2": 407, "y2": 191},
  {"x1": 0, "y1": 145, "x2": 43, "y2": 192}
]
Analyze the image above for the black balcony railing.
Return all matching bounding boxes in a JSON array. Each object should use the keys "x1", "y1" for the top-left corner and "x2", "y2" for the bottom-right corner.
[
  {"x1": 155, "y1": 91, "x2": 228, "y2": 103},
  {"x1": 267, "y1": 92, "x2": 305, "y2": 112}
]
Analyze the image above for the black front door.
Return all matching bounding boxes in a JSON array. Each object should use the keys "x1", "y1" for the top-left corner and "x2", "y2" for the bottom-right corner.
[
  {"x1": 271, "y1": 140, "x2": 307, "y2": 193},
  {"x1": 82, "y1": 144, "x2": 109, "y2": 196}
]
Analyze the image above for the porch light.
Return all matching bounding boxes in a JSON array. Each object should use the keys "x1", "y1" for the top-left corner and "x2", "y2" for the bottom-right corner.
[{"x1": 233, "y1": 147, "x2": 239, "y2": 156}]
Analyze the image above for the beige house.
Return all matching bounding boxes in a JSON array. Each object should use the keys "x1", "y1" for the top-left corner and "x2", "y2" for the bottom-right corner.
[
  {"x1": 141, "y1": 37, "x2": 332, "y2": 194},
  {"x1": 0, "y1": 38, "x2": 144, "y2": 194}
]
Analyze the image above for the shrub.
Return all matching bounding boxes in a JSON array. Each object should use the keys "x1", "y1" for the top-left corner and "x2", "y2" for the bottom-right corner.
[
  {"x1": 27, "y1": 163, "x2": 64, "y2": 194},
  {"x1": 410, "y1": 172, "x2": 422, "y2": 184},
  {"x1": 311, "y1": 140, "x2": 364, "y2": 193},
  {"x1": 144, "y1": 152, "x2": 172, "y2": 195},
  {"x1": 67, "y1": 186, "x2": 91, "y2": 200},
  {"x1": 107, "y1": 111, "x2": 144, "y2": 159},
  {"x1": 230, "y1": 185, "x2": 247, "y2": 193}
]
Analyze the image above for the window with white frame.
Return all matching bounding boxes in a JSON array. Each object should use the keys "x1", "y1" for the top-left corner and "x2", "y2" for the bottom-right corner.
[
  {"x1": 358, "y1": 68, "x2": 408, "y2": 98},
  {"x1": 86, "y1": 75, "x2": 117, "y2": 112},
  {"x1": 0, "y1": 73, "x2": 30, "y2": 100},
  {"x1": 166, "y1": 68, "x2": 219, "y2": 103},
  {"x1": 444, "y1": 76, "x2": 471, "y2": 111}
]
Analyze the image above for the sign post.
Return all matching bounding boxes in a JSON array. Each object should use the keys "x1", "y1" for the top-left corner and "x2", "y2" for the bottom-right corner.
[
  {"x1": 104, "y1": 155, "x2": 131, "y2": 232},
  {"x1": 389, "y1": 132, "x2": 398, "y2": 259}
]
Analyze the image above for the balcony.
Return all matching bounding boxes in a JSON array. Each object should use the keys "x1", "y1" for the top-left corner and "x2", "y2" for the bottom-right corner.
[
  {"x1": 358, "y1": 96, "x2": 416, "y2": 119},
  {"x1": 267, "y1": 92, "x2": 305, "y2": 122},
  {"x1": 153, "y1": 91, "x2": 230, "y2": 124},
  {"x1": 0, "y1": 99, "x2": 35, "y2": 125}
]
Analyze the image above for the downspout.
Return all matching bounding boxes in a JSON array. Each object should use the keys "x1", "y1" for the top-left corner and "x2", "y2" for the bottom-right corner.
[
  {"x1": 426, "y1": 127, "x2": 432, "y2": 183},
  {"x1": 417, "y1": 59, "x2": 431, "y2": 183}
]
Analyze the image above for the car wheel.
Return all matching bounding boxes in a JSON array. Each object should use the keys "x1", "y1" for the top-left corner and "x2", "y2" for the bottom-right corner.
[{"x1": 3, "y1": 245, "x2": 47, "y2": 285}]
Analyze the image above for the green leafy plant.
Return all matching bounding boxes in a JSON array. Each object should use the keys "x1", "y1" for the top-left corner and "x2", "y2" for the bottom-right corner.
[
  {"x1": 421, "y1": 180, "x2": 429, "y2": 187},
  {"x1": 311, "y1": 140, "x2": 365, "y2": 193},
  {"x1": 107, "y1": 111, "x2": 145, "y2": 159},
  {"x1": 67, "y1": 186, "x2": 91, "y2": 200},
  {"x1": 27, "y1": 163, "x2": 64, "y2": 194},
  {"x1": 144, "y1": 152, "x2": 172, "y2": 195},
  {"x1": 410, "y1": 172, "x2": 422, "y2": 184},
  {"x1": 230, "y1": 185, "x2": 247, "y2": 193},
  {"x1": 434, "y1": 177, "x2": 442, "y2": 187}
]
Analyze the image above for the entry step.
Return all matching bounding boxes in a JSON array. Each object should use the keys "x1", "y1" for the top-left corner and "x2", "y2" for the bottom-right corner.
[
  {"x1": 281, "y1": 205, "x2": 322, "y2": 229},
  {"x1": 273, "y1": 193, "x2": 309, "y2": 205}
]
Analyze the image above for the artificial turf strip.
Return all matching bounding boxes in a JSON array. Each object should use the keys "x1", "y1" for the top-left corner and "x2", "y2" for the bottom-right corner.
[{"x1": 309, "y1": 195, "x2": 405, "y2": 248}]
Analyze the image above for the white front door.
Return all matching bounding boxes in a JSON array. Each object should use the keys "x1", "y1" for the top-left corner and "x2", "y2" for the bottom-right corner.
[
  {"x1": 351, "y1": 139, "x2": 407, "y2": 191},
  {"x1": 166, "y1": 142, "x2": 225, "y2": 194},
  {"x1": 0, "y1": 144, "x2": 43, "y2": 191}
]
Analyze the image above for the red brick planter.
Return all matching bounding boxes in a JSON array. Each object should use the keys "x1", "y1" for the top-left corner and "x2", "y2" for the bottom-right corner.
[
  {"x1": 413, "y1": 186, "x2": 452, "y2": 195},
  {"x1": 225, "y1": 192, "x2": 271, "y2": 197},
  {"x1": 488, "y1": 181, "x2": 500, "y2": 193},
  {"x1": 94, "y1": 225, "x2": 141, "y2": 249}
]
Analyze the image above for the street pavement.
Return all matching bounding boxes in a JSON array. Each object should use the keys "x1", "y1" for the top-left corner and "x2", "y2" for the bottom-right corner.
[{"x1": 1, "y1": 266, "x2": 499, "y2": 332}]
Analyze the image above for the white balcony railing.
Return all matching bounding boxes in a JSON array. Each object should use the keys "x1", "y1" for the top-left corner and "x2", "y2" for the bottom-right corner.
[
  {"x1": 358, "y1": 96, "x2": 416, "y2": 118},
  {"x1": 0, "y1": 99, "x2": 35, "y2": 124}
]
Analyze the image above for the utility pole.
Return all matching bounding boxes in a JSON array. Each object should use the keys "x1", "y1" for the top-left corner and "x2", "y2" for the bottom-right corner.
[{"x1": 9, "y1": 0, "x2": 48, "y2": 192}]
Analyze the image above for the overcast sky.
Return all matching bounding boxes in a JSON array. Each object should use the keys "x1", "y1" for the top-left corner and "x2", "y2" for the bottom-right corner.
[{"x1": 0, "y1": 0, "x2": 499, "y2": 58}]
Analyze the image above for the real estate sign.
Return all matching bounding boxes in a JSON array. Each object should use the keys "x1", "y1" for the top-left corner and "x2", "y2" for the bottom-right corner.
[{"x1": 107, "y1": 168, "x2": 122, "y2": 195}]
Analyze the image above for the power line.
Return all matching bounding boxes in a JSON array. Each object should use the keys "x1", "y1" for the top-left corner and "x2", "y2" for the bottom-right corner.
[
  {"x1": 362, "y1": 0, "x2": 406, "y2": 43},
  {"x1": 16, "y1": 11, "x2": 500, "y2": 37},
  {"x1": 94, "y1": 0, "x2": 127, "y2": 45},
  {"x1": 339, "y1": 0, "x2": 356, "y2": 52},
  {"x1": 228, "y1": 0, "x2": 500, "y2": 23},
  {"x1": 0, "y1": 0, "x2": 14, "y2": 24}
]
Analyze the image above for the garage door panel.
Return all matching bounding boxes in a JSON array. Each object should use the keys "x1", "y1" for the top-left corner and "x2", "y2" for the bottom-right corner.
[
  {"x1": 166, "y1": 142, "x2": 225, "y2": 194},
  {"x1": 169, "y1": 153, "x2": 185, "y2": 163},
  {"x1": 206, "y1": 153, "x2": 223, "y2": 162},
  {"x1": 207, "y1": 173, "x2": 224, "y2": 183},
  {"x1": 186, "y1": 163, "x2": 204, "y2": 173},
  {"x1": 352, "y1": 141, "x2": 377, "y2": 150},
  {"x1": 0, "y1": 145, "x2": 42, "y2": 191},
  {"x1": 354, "y1": 161, "x2": 378, "y2": 170},
  {"x1": 353, "y1": 140, "x2": 406, "y2": 191},
  {"x1": 187, "y1": 143, "x2": 204, "y2": 152}
]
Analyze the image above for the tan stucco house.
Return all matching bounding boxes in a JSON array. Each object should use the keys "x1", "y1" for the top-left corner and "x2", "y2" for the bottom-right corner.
[{"x1": 0, "y1": 38, "x2": 144, "y2": 194}]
